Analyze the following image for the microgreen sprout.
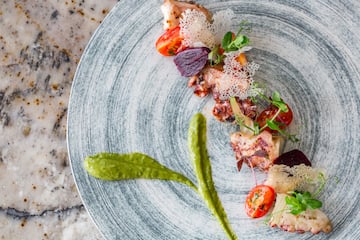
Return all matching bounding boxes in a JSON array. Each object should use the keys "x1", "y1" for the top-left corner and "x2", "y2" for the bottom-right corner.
[
  {"x1": 265, "y1": 119, "x2": 300, "y2": 143},
  {"x1": 285, "y1": 172, "x2": 327, "y2": 215},
  {"x1": 313, "y1": 172, "x2": 326, "y2": 198},
  {"x1": 222, "y1": 32, "x2": 250, "y2": 52},
  {"x1": 208, "y1": 21, "x2": 251, "y2": 66},
  {"x1": 248, "y1": 82, "x2": 265, "y2": 103},
  {"x1": 208, "y1": 45, "x2": 225, "y2": 66},
  {"x1": 255, "y1": 90, "x2": 288, "y2": 112},
  {"x1": 222, "y1": 20, "x2": 251, "y2": 53},
  {"x1": 229, "y1": 90, "x2": 299, "y2": 142},
  {"x1": 237, "y1": 20, "x2": 252, "y2": 34},
  {"x1": 285, "y1": 191, "x2": 323, "y2": 215}
]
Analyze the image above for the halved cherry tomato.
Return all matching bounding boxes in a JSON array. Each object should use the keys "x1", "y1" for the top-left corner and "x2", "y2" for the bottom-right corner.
[
  {"x1": 245, "y1": 185, "x2": 275, "y2": 218},
  {"x1": 155, "y1": 26, "x2": 184, "y2": 56},
  {"x1": 256, "y1": 103, "x2": 293, "y2": 133}
]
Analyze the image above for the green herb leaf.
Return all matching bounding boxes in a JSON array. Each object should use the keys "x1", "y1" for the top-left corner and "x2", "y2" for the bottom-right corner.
[
  {"x1": 221, "y1": 22, "x2": 251, "y2": 53},
  {"x1": 265, "y1": 119, "x2": 300, "y2": 143},
  {"x1": 222, "y1": 32, "x2": 233, "y2": 50},
  {"x1": 301, "y1": 191, "x2": 312, "y2": 199},
  {"x1": 228, "y1": 35, "x2": 250, "y2": 50},
  {"x1": 306, "y1": 199, "x2": 323, "y2": 209},
  {"x1": 208, "y1": 45, "x2": 225, "y2": 66},
  {"x1": 266, "y1": 120, "x2": 281, "y2": 132},
  {"x1": 269, "y1": 91, "x2": 288, "y2": 112},
  {"x1": 285, "y1": 191, "x2": 323, "y2": 215},
  {"x1": 256, "y1": 90, "x2": 288, "y2": 112},
  {"x1": 188, "y1": 113, "x2": 238, "y2": 240},
  {"x1": 84, "y1": 152, "x2": 197, "y2": 191},
  {"x1": 313, "y1": 172, "x2": 326, "y2": 198},
  {"x1": 224, "y1": 35, "x2": 250, "y2": 52},
  {"x1": 272, "y1": 91, "x2": 281, "y2": 102},
  {"x1": 285, "y1": 194, "x2": 305, "y2": 215},
  {"x1": 237, "y1": 20, "x2": 252, "y2": 35},
  {"x1": 272, "y1": 101, "x2": 288, "y2": 112}
]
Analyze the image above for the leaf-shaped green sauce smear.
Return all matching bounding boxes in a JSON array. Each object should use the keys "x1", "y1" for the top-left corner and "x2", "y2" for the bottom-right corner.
[
  {"x1": 83, "y1": 113, "x2": 238, "y2": 239},
  {"x1": 84, "y1": 152, "x2": 197, "y2": 191},
  {"x1": 188, "y1": 113, "x2": 238, "y2": 240}
]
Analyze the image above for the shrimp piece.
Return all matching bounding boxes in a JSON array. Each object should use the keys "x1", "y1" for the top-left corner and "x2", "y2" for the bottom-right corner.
[{"x1": 161, "y1": 0, "x2": 212, "y2": 30}]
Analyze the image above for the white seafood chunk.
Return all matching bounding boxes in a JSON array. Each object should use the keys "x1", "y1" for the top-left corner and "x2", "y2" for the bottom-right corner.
[
  {"x1": 265, "y1": 164, "x2": 323, "y2": 194},
  {"x1": 269, "y1": 193, "x2": 332, "y2": 234}
]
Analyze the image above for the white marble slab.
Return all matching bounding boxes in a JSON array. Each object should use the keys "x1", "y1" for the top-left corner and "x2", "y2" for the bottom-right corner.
[{"x1": 0, "y1": 0, "x2": 118, "y2": 239}]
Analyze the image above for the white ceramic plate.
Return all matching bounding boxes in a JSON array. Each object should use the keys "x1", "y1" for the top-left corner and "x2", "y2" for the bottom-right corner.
[{"x1": 67, "y1": 0, "x2": 360, "y2": 239}]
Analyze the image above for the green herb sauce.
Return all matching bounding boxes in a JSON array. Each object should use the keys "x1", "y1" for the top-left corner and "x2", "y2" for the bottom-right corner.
[
  {"x1": 84, "y1": 152, "x2": 197, "y2": 191},
  {"x1": 84, "y1": 113, "x2": 238, "y2": 240},
  {"x1": 188, "y1": 113, "x2": 238, "y2": 240}
]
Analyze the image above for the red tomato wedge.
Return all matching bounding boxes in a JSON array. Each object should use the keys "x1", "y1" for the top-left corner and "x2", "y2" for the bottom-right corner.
[
  {"x1": 256, "y1": 103, "x2": 293, "y2": 133},
  {"x1": 245, "y1": 185, "x2": 275, "y2": 218},
  {"x1": 155, "y1": 26, "x2": 184, "y2": 56}
]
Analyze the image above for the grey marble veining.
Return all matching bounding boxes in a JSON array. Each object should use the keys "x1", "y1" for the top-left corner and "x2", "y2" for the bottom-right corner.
[
  {"x1": 68, "y1": 0, "x2": 360, "y2": 239},
  {"x1": 0, "y1": 0, "x2": 117, "y2": 239}
]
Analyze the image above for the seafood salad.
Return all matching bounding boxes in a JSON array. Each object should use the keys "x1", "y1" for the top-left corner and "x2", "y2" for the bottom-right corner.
[{"x1": 156, "y1": 0, "x2": 332, "y2": 235}]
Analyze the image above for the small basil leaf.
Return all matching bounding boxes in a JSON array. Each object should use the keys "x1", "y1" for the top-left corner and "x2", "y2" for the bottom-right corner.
[
  {"x1": 266, "y1": 120, "x2": 282, "y2": 131},
  {"x1": 272, "y1": 91, "x2": 281, "y2": 102},
  {"x1": 270, "y1": 92, "x2": 288, "y2": 112},
  {"x1": 274, "y1": 101, "x2": 288, "y2": 112},
  {"x1": 302, "y1": 191, "x2": 312, "y2": 199},
  {"x1": 306, "y1": 199, "x2": 323, "y2": 209},
  {"x1": 285, "y1": 196, "x2": 299, "y2": 207},
  {"x1": 266, "y1": 120, "x2": 299, "y2": 142},
  {"x1": 233, "y1": 35, "x2": 245, "y2": 46},
  {"x1": 222, "y1": 32, "x2": 233, "y2": 50},
  {"x1": 290, "y1": 209, "x2": 303, "y2": 215},
  {"x1": 235, "y1": 35, "x2": 250, "y2": 48},
  {"x1": 286, "y1": 191, "x2": 324, "y2": 215}
]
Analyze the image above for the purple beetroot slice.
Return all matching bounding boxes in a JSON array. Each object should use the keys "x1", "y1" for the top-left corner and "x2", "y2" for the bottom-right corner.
[
  {"x1": 273, "y1": 149, "x2": 312, "y2": 167},
  {"x1": 173, "y1": 47, "x2": 210, "y2": 77}
]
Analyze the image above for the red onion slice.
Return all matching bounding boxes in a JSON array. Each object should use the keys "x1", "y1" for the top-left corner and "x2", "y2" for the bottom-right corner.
[{"x1": 173, "y1": 47, "x2": 210, "y2": 77}]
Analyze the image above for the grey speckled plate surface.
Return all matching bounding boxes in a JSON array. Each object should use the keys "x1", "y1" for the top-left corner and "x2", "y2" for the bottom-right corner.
[{"x1": 67, "y1": 0, "x2": 360, "y2": 239}]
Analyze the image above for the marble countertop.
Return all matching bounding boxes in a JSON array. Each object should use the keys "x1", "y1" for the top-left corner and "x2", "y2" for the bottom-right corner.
[{"x1": 0, "y1": 0, "x2": 118, "y2": 239}]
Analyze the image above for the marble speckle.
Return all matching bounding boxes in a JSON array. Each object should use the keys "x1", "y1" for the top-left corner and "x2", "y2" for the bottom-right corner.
[
  {"x1": 0, "y1": 0, "x2": 118, "y2": 239},
  {"x1": 0, "y1": 206, "x2": 102, "y2": 240}
]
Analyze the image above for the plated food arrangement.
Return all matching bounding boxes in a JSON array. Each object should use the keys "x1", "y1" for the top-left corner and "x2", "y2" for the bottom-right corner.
[
  {"x1": 155, "y1": 0, "x2": 333, "y2": 235},
  {"x1": 66, "y1": 0, "x2": 360, "y2": 238},
  {"x1": 82, "y1": 1, "x2": 337, "y2": 239}
]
